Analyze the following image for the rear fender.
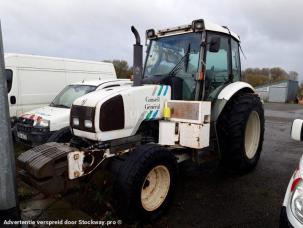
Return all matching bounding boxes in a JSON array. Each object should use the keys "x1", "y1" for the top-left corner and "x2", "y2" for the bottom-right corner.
[{"x1": 211, "y1": 82, "x2": 255, "y2": 122}]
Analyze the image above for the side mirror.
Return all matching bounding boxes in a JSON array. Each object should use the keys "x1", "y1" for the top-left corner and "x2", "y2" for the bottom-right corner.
[
  {"x1": 209, "y1": 36, "x2": 221, "y2": 53},
  {"x1": 291, "y1": 119, "x2": 303, "y2": 141}
]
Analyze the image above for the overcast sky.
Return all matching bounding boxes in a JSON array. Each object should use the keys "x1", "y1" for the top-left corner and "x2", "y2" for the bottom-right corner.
[{"x1": 0, "y1": 0, "x2": 302, "y2": 80}]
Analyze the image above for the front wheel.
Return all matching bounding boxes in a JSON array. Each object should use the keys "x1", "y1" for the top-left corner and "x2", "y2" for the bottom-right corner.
[
  {"x1": 109, "y1": 144, "x2": 177, "y2": 221},
  {"x1": 217, "y1": 93, "x2": 265, "y2": 173}
]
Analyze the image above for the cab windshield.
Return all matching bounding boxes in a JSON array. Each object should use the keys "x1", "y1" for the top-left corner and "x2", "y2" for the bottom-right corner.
[
  {"x1": 50, "y1": 85, "x2": 96, "y2": 108},
  {"x1": 144, "y1": 32, "x2": 201, "y2": 78}
]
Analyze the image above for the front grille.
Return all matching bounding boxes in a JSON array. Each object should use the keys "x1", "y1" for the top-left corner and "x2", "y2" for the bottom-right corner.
[
  {"x1": 16, "y1": 123, "x2": 49, "y2": 133},
  {"x1": 18, "y1": 117, "x2": 34, "y2": 126},
  {"x1": 17, "y1": 124, "x2": 32, "y2": 133},
  {"x1": 99, "y1": 95, "x2": 124, "y2": 131},
  {"x1": 70, "y1": 105, "x2": 96, "y2": 133}
]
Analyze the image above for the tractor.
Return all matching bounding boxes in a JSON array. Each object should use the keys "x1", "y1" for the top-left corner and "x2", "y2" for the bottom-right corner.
[{"x1": 18, "y1": 19, "x2": 264, "y2": 221}]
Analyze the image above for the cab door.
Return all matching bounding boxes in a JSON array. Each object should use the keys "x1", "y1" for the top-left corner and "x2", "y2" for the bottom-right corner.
[
  {"x1": 203, "y1": 33, "x2": 231, "y2": 100},
  {"x1": 231, "y1": 38, "x2": 241, "y2": 82}
]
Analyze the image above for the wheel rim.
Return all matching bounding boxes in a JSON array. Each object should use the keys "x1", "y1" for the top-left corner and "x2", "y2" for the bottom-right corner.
[
  {"x1": 141, "y1": 165, "x2": 171, "y2": 212},
  {"x1": 245, "y1": 111, "x2": 261, "y2": 159}
]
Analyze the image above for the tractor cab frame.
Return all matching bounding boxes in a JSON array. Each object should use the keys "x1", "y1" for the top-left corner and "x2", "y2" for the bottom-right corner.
[{"x1": 143, "y1": 19, "x2": 242, "y2": 103}]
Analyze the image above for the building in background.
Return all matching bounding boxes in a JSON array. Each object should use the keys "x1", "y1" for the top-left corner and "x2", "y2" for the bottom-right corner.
[{"x1": 255, "y1": 80, "x2": 299, "y2": 103}]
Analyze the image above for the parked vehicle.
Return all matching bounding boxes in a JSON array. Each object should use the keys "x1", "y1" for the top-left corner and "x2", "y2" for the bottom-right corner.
[
  {"x1": 5, "y1": 53, "x2": 116, "y2": 125},
  {"x1": 15, "y1": 79, "x2": 131, "y2": 147},
  {"x1": 280, "y1": 119, "x2": 303, "y2": 227},
  {"x1": 18, "y1": 19, "x2": 265, "y2": 221}
]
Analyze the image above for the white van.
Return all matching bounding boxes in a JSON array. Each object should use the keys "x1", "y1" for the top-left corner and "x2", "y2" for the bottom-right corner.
[
  {"x1": 15, "y1": 79, "x2": 132, "y2": 147},
  {"x1": 5, "y1": 53, "x2": 116, "y2": 124}
]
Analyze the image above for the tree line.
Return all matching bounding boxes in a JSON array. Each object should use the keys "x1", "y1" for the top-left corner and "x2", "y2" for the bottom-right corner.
[
  {"x1": 104, "y1": 60, "x2": 301, "y2": 92},
  {"x1": 243, "y1": 67, "x2": 299, "y2": 87},
  {"x1": 103, "y1": 60, "x2": 133, "y2": 79}
]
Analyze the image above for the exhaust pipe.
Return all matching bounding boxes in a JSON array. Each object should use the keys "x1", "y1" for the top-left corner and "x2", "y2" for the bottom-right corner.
[{"x1": 131, "y1": 26, "x2": 143, "y2": 86}]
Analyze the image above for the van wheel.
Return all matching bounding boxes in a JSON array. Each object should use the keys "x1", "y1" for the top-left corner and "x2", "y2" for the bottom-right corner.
[
  {"x1": 110, "y1": 144, "x2": 177, "y2": 222},
  {"x1": 217, "y1": 93, "x2": 264, "y2": 173},
  {"x1": 47, "y1": 127, "x2": 72, "y2": 143}
]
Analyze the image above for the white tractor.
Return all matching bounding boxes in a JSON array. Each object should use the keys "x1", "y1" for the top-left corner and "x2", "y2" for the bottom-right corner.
[{"x1": 18, "y1": 19, "x2": 264, "y2": 221}]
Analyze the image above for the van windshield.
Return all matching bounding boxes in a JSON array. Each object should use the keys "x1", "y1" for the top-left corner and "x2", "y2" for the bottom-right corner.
[{"x1": 50, "y1": 85, "x2": 96, "y2": 108}]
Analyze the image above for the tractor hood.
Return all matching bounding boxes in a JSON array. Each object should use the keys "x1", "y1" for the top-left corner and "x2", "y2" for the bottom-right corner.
[
  {"x1": 71, "y1": 84, "x2": 171, "y2": 141},
  {"x1": 73, "y1": 84, "x2": 132, "y2": 107}
]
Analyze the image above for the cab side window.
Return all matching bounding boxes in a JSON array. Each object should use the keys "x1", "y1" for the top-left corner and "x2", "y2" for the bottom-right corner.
[
  {"x1": 231, "y1": 39, "x2": 241, "y2": 82},
  {"x1": 205, "y1": 35, "x2": 229, "y2": 95}
]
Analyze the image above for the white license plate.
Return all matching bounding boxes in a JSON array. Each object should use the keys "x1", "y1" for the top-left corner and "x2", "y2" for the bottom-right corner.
[{"x1": 17, "y1": 132, "x2": 27, "y2": 140}]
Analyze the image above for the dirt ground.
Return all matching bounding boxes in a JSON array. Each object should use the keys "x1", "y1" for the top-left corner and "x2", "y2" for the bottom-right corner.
[{"x1": 16, "y1": 103, "x2": 303, "y2": 227}]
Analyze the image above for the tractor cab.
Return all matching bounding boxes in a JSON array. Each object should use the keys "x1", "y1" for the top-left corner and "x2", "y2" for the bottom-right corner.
[{"x1": 142, "y1": 19, "x2": 241, "y2": 102}]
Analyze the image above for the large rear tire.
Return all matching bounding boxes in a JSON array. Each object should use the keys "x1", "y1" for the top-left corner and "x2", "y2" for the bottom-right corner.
[
  {"x1": 217, "y1": 93, "x2": 264, "y2": 173},
  {"x1": 109, "y1": 144, "x2": 177, "y2": 222}
]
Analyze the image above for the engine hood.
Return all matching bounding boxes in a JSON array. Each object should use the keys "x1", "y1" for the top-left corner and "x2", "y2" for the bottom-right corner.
[
  {"x1": 73, "y1": 84, "x2": 132, "y2": 107},
  {"x1": 71, "y1": 84, "x2": 171, "y2": 141},
  {"x1": 20, "y1": 106, "x2": 71, "y2": 131}
]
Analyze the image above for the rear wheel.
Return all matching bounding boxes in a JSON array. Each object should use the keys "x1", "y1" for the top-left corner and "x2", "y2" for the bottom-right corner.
[
  {"x1": 109, "y1": 144, "x2": 177, "y2": 221},
  {"x1": 245, "y1": 111, "x2": 261, "y2": 159},
  {"x1": 217, "y1": 93, "x2": 264, "y2": 173}
]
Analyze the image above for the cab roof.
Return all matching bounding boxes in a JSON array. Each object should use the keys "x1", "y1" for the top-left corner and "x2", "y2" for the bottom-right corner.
[
  {"x1": 152, "y1": 19, "x2": 240, "y2": 42},
  {"x1": 204, "y1": 20, "x2": 240, "y2": 41}
]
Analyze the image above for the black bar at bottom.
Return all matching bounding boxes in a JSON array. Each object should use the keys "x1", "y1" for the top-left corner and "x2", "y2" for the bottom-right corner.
[{"x1": 0, "y1": 207, "x2": 20, "y2": 224}]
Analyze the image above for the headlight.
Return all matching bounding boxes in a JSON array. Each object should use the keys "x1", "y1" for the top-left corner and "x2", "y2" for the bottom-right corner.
[
  {"x1": 70, "y1": 105, "x2": 96, "y2": 133},
  {"x1": 84, "y1": 120, "x2": 93, "y2": 128},
  {"x1": 34, "y1": 117, "x2": 49, "y2": 127},
  {"x1": 291, "y1": 178, "x2": 303, "y2": 223},
  {"x1": 73, "y1": 118, "x2": 80, "y2": 126},
  {"x1": 192, "y1": 19, "x2": 204, "y2": 31},
  {"x1": 146, "y1": 29, "x2": 156, "y2": 39}
]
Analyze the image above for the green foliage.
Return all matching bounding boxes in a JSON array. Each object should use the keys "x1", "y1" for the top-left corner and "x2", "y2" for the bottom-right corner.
[
  {"x1": 103, "y1": 59, "x2": 132, "y2": 79},
  {"x1": 243, "y1": 67, "x2": 299, "y2": 87},
  {"x1": 104, "y1": 59, "x2": 300, "y2": 89}
]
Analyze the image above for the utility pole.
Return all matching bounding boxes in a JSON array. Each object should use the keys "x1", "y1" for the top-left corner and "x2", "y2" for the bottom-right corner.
[
  {"x1": 268, "y1": 69, "x2": 272, "y2": 84},
  {"x1": 0, "y1": 22, "x2": 20, "y2": 223}
]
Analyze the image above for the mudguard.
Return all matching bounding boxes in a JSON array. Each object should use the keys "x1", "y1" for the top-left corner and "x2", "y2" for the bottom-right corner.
[{"x1": 211, "y1": 82, "x2": 255, "y2": 121}]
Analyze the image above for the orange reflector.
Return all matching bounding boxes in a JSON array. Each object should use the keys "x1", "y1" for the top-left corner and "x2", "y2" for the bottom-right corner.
[{"x1": 199, "y1": 71, "x2": 204, "y2": 80}]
